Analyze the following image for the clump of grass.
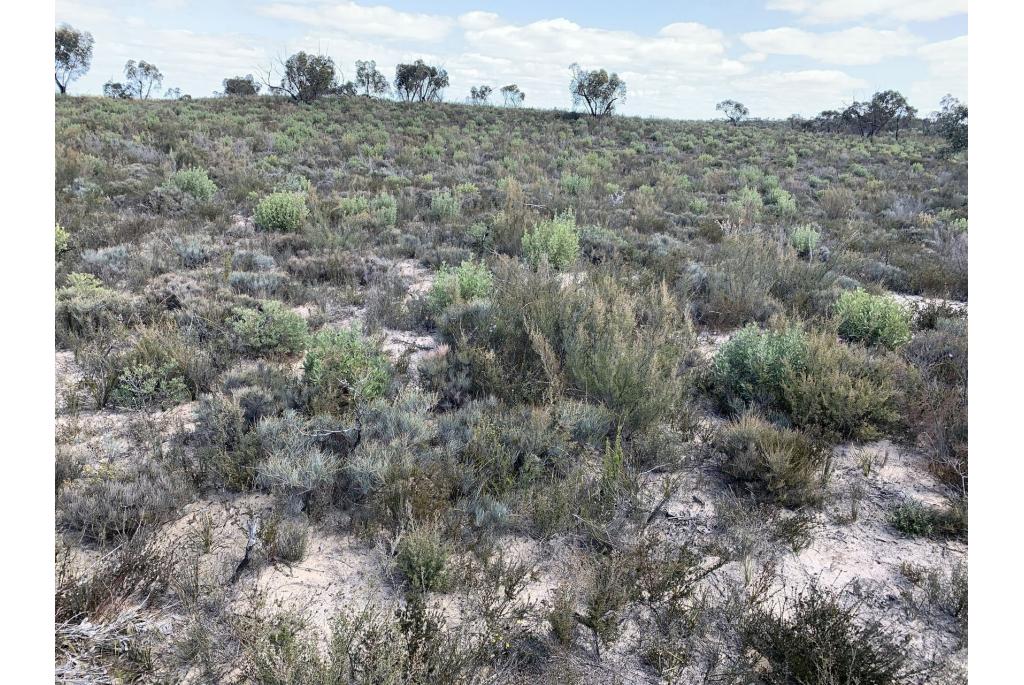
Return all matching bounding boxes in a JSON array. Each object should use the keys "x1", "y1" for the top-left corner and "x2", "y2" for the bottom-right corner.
[
  {"x1": 428, "y1": 260, "x2": 493, "y2": 312},
  {"x1": 834, "y1": 290, "x2": 912, "y2": 350},
  {"x1": 254, "y1": 191, "x2": 309, "y2": 232},
  {"x1": 715, "y1": 414, "x2": 830, "y2": 507},
  {"x1": 396, "y1": 521, "x2": 453, "y2": 593},
  {"x1": 522, "y1": 209, "x2": 580, "y2": 270},
  {"x1": 167, "y1": 167, "x2": 217, "y2": 201},
  {"x1": 302, "y1": 328, "x2": 390, "y2": 416},
  {"x1": 230, "y1": 301, "x2": 309, "y2": 356}
]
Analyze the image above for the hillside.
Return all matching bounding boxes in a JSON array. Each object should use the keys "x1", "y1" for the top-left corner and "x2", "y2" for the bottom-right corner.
[{"x1": 55, "y1": 95, "x2": 967, "y2": 683}]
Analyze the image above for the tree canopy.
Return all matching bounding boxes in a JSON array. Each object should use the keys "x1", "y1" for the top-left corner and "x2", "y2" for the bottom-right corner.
[
  {"x1": 55, "y1": 24, "x2": 94, "y2": 94},
  {"x1": 569, "y1": 64, "x2": 626, "y2": 117}
]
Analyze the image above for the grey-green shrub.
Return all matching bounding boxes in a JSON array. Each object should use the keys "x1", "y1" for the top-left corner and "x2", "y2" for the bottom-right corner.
[
  {"x1": 522, "y1": 210, "x2": 580, "y2": 270},
  {"x1": 834, "y1": 290, "x2": 911, "y2": 350},
  {"x1": 254, "y1": 191, "x2": 309, "y2": 232},
  {"x1": 168, "y1": 167, "x2": 217, "y2": 201},
  {"x1": 303, "y1": 328, "x2": 390, "y2": 415},
  {"x1": 713, "y1": 324, "x2": 903, "y2": 440},
  {"x1": 428, "y1": 260, "x2": 493, "y2": 312},
  {"x1": 56, "y1": 273, "x2": 135, "y2": 344},
  {"x1": 790, "y1": 224, "x2": 821, "y2": 257},
  {"x1": 431, "y1": 190, "x2": 460, "y2": 222},
  {"x1": 230, "y1": 301, "x2": 309, "y2": 356}
]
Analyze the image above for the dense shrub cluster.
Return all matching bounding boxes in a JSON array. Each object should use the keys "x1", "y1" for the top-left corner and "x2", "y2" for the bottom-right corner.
[
  {"x1": 254, "y1": 191, "x2": 309, "y2": 232},
  {"x1": 302, "y1": 328, "x2": 391, "y2": 415}
]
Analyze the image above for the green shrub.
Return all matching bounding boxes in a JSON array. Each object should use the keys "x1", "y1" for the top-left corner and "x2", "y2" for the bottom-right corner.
[
  {"x1": 715, "y1": 414, "x2": 829, "y2": 507},
  {"x1": 254, "y1": 191, "x2": 309, "y2": 232},
  {"x1": 562, "y1": 277, "x2": 687, "y2": 432},
  {"x1": 889, "y1": 499, "x2": 966, "y2": 539},
  {"x1": 790, "y1": 224, "x2": 821, "y2": 257},
  {"x1": 106, "y1": 325, "x2": 208, "y2": 410},
  {"x1": 56, "y1": 223, "x2": 70, "y2": 257},
  {"x1": 713, "y1": 325, "x2": 808, "y2": 410},
  {"x1": 110, "y1": 360, "x2": 191, "y2": 410},
  {"x1": 766, "y1": 186, "x2": 797, "y2": 216},
  {"x1": 336, "y1": 192, "x2": 397, "y2": 227},
  {"x1": 834, "y1": 290, "x2": 911, "y2": 350},
  {"x1": 428, "y1": 260, "x2": 493, "y2": 312},
  {"x1": 560, "y1": 172, "x2": 592, "y2": 196},
  {"x1": 431, "y1": 190, "x2": 460, "y2": 222},
  {"x1": 168, "y1": 167, "x2": 217, "y2": 201},
  {"x1": 713, "y1": 325, "x2": 902, "y2": 440},
  {"x1": 522, "y1": 210, "x2": 580, "y2": 270},
  {"x1": 726, "y1": 186, "x2": 762, "y2": 225},
  {"x1": 303, "y1": 328, "x2": 390, "y2": 415},
  {"x1": 230, "y1": 301, "x2": 309, "y2": 356},
  {"x1": 395, "y1": 521, "x2": 453, "y2": 593}
]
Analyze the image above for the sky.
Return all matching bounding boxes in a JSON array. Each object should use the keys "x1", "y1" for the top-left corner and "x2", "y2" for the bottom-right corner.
[{"x1": 54, "y1": 0, "x2": 967, "y2": 119}]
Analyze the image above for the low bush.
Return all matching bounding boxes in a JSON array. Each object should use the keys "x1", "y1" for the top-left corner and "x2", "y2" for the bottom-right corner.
[
  {"x1": 167, "y1": 167, "x2": 217, "y2": 202},
  {"x1": 715, "y1": 414, "x2": 829, "y2": 507},
  {"x1": 56, "y1": 273, "x2": 136, "y2": 345},
  {"x1": 713, "y1": 324, "x2": 904, "y2": 440},
  {"x1": 58, "y1": 461, "x2": 190, "y2": 542},
  {"x1": 254, "y1": 191, "x2": 309, "y2": 232},
  {"x1": 230, "y1": 301, "x2": 309, "y2": 356},
  {"x1": 790, "y1": 224, "x2": 821, "y2": 257},
  {"x1": 396, "y1": 521, "x2": 453, "y2": 593},
  {"x1": 889, "y1": 499, "x2": 966, "y2": 539},
  {"x1": 742, "y1": 586, "x2": 909, "y2": 685},
  {"x1": 834, "y1": 290, "x2": 912, "y2": 350},
  {"x1": 302, "y1": 328, "x2": 390, "y2": 415},
  {"x1": 522, "y1": 210, "x2": 580, "y2": 270},
  {"x1": 428, "y1": 260, "x2": 493, "y2": 312}
]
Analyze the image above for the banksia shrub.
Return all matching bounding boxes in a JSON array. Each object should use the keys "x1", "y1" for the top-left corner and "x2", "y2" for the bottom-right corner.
[
  {"x1": 254, "y1": 191, "x2": 309, "y2": 232},
  {"x1": 167, "y1": 167, "x2": 217, "y2": 201},
  {"x1": 834, "y1": 290, "x2": 911, "y2": 350},
  {"x1": 522, "y1": 209, "x2": 580, "y2": 270}
]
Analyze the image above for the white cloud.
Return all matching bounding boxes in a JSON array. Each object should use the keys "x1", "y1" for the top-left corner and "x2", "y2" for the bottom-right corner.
[
  {"x1": 741, "y1": 26, "x2": 925, "y2": 65},
  {"x1": 258, "y1": 2, "x2": 454, "y2": 43},
  {"x1": 766, "y1": 0, "x2": 966, "y2": 24},
  {"x1": 910, "y1": 35, "x2": 967, "y2": 111},
  {"x1": 732, "y1": 69, "x2": 868, "y2": 116}
]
